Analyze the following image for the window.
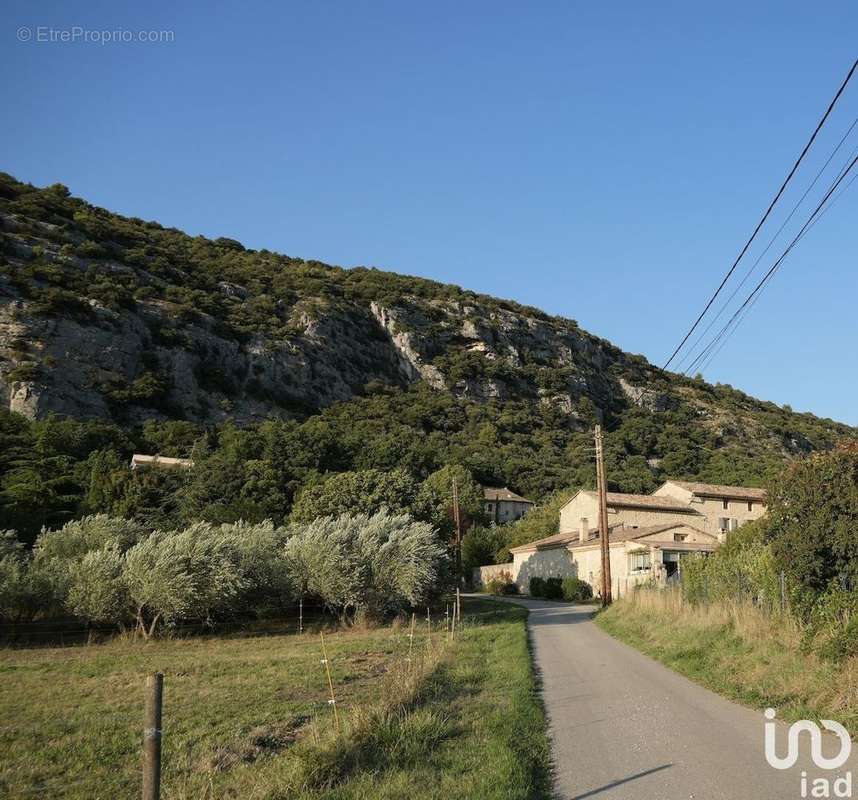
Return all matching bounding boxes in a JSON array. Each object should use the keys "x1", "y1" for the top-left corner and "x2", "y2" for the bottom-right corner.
[
  {"x1": 718, "y1": 517, "x2": 729, "y2": 532},
  {"x1": 629, "y1": 551, "x2": 651, "y2": 572},
  {"x1": 747, "y1": 501, "x2": 753, "y2": 512},
  {"x1": 722, "y1": 499, "x2": 729, "y2": 510},
  {"x1": 487, "y1": 503, "x2": 494, "y2": 512},
  {"x1": 673, "y1": 533, "x2": 687, "y2": 542}
]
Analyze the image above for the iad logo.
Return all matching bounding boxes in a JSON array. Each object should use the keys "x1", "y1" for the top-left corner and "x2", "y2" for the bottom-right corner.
[{"x1": 764, "y1": 708, "x2": 853, "y2": 798}]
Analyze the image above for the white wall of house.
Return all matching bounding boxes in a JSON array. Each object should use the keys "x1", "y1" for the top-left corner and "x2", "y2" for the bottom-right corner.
[
  {"x1": 485, "y1": 499, "x2": 532, "y2": 524},
  {"x1": 654, "y1": 482, "x2": 765, "y2": 532},
  {"x1": 558, "y1": 493, "x2": 599, "y2": 533},
  {"x1": 511, "y1": 546, "x2": 578, "y2": 590},
  {"x1": 559, "y1": 491, "x2": 703, "y2": 533},
  {"x1": 507, "y1": 524, "x2": 718, "y2": 595}
]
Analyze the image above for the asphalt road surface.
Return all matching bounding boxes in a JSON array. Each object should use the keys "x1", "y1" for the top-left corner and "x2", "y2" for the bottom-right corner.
[{"x1": 504, "y1": 597, "x2": 857, "y2": 800}]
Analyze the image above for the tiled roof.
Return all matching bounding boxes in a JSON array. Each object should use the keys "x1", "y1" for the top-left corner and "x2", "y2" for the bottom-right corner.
[
  {"x1": 665, "y1": 480, "x2": 766, "y2": 502},
  {"x1": 483, "y1": 487, "x2": 533, "y2": 504},
  {"x1": 509, "y1": 523, "x2": 625, "y2": 553},
  {"x1": 510, "y1": 522, "x2": 714, "y2": 554},
  {"x1": 580, "y1": 490, "x2": 698, "y2": 514}
]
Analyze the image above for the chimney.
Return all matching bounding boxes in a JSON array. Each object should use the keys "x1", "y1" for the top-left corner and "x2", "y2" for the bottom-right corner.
[{"x1": 579, "y1": 518, "x2": 588, "y2": 544}]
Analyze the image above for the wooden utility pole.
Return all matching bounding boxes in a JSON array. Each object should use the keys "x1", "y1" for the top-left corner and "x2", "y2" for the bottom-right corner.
[
  {"x1": 452, "y1": 477, "x2": 463, "y2": 586},
  {"x1": 143, "y1": 672, "x2": 163, "y2": 800},
  {"x1": 594, "y1": 425, "x2": 613, "y2": 606}
]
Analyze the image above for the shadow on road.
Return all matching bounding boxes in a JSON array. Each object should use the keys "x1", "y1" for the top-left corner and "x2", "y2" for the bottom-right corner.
[
  {"x1": 498, "y1": 597, "x2": 599, "y2": 626},
  {"x1": 571, "y1": 763, "x2": 673, "y2": 799}
]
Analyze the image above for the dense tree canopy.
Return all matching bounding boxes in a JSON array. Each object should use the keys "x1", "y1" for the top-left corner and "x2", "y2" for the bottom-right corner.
[{"x1": 765, "y1": 443, "x2": 858, "y2": 594}]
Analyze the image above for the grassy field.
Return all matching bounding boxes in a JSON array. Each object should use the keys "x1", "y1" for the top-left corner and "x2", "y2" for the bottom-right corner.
[
  {"x1": 596, "y1": 589, "x2": 858, "y2": 733},
  {"x1": 0, "y1": 598, "x2": 552, "y2": 799}
]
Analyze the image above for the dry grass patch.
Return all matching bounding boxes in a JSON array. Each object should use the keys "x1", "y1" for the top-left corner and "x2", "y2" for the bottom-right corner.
[{"x1": 597, "y1": 588, "x2": 858, "y2": 734}]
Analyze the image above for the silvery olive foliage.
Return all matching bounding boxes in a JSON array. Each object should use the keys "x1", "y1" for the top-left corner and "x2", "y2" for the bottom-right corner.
[
  {"x1": 286, "y1": 510, "x2": 447, "y2": 618},
  {"x1": 66, "y1": 546, "x2": 129, "y2": 625},
  {"x1": 33, "y1": 515, "x2": 149, "y2": 611},
  {"x1": 123, "y1": 526, "x2": 248, "y2": 637},
  {"x1": 0, "y1": 530, "x2": 52, "y2": 622},
  {"x1": 1, "y1": 511, "x2": 445, "y2": 634}
]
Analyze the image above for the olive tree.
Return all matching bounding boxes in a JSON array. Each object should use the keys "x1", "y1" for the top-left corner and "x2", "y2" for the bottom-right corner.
[
  {"x1": 285, "y1": 510, "x2": 446, "y2": 619},
  {"x1": 33, "y1": 515, "x2": 148, "y2": 611},
  {"x1": 66, "y1": 547, "x2": 130, "y2": 625},
  {"x1": 123, "y1": 525, "x2": 247, "y2": 638},
  {"x1": 0, "y1": 530, "x2": 53, "y2": 622}
]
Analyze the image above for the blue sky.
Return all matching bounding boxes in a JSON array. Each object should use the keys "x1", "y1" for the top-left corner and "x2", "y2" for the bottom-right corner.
[{"x1": 2, "y1": 1, "x2": 857, "y2": 425}]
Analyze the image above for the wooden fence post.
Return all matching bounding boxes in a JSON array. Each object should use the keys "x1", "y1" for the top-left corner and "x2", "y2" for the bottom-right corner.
[
  {"x1": 143, "y1": 672, "x2": 163, "y2": 800},
  {"x1": 408, "y1": 612, "x2": 416, "y2": 663}
]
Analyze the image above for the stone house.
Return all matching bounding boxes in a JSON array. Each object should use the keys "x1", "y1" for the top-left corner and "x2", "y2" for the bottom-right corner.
[
  {"x1": 475, "y1": 478, "x2": 766, "y2": 594},
  {"x1": 483, "y1": 487, "x2": 534, "y2": 524},
  {"x1": 505, "y1": 519, "x2": 720, "y2": 596},
  {"x1": 559, "y1": 490, "x2": 703, "y2": 535},
  {"x1": 653, "y1": 480, "x2": 766, "y2": 534},
  {"x1": 558, "y1": 480, "x2": 766, "y2": 539}
]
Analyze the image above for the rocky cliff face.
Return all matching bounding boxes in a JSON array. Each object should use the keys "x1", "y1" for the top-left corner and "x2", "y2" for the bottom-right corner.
[
  {"x1": 0, "y1": 265, "x2": 632, "y2": 426},
  {"x1": 0, "y1": 285, "x2": 419, "y2": 424},
  {"x1": 0, "y1": 174, "x2": 852, "y2": 460}
]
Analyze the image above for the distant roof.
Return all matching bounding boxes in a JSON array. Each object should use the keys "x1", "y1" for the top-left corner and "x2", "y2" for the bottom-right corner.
[
  {"x1": 510, "y1": 522, "x2": 714, "y2": 554},
  {"x1": 130, "y1": 454, "x2": 194, "y2": 470},
  {"x1": 664, "y1": 480, "x2": 766, "y2": 502},
  {"x1": 579, "y1": 490, "x2": 698, "y2": 514},
  {"x1": 483, "y1": 487, "x2": 533, "y2": 504}
]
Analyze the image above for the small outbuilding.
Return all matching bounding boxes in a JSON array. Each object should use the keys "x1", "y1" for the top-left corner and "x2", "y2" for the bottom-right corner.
[
  {"x1": 130, "y1": 454, "x2": 194, "y2": 470},
  {"x1": 483, "y1": 487, "x2": 534, "y2": 524}
]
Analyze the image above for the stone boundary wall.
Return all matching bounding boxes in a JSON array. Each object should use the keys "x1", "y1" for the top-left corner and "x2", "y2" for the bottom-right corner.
[{"x1": 473, "y1": 562, "x2": 519, "y2": 588}]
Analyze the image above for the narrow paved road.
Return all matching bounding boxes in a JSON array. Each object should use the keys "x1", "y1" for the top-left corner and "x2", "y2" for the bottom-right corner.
[{"x1": 505, "y1": 597, "x2": 856, "y2": 799}]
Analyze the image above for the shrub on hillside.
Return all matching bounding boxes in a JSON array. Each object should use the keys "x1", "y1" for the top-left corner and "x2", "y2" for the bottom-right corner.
[
  {"x1": 289, "y1": 469, "x2": 418, "y2": 524},
  {"x1": 461, "y1": 526, "x2": 506, "y2": 577},
  {"x1": 561, "y1": 576, "x2": 592, "y2": 602}
]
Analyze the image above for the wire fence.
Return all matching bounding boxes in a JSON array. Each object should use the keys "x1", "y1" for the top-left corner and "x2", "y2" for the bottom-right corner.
[
  {"x1": 0, "y1": 594, "x2": 490, "y2": 798},
  {"x1": 0, "y1": 601, "x2": 332, "y2": 649}
]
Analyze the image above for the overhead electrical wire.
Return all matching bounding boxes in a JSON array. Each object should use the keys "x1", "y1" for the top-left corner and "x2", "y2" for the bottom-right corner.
[
  {"x1": 685, "y1": 152, "x2": 858, "y2": 375},
  {"x1": 662, "y1": 58, "x2": 858, "y2": 370},
  {"x1": 675, "y1": 116, "x2": 858, "y2": 373},
  {"x1": 695, "y1": 164, "x2": 858, "y2": 375},
  {"x1": 682, "y1": 151, "x2": 858, "y2": 375}
]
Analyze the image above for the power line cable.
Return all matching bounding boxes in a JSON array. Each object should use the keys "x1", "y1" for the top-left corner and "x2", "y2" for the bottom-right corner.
[
  {"x1": 696, "y1": 164, "x2": 858, "y2": 374},
  {"x1": 662, "y1": 58, "x2": 858, "y2": 370},
  {"x1": 683, "y1": 152, "x2": 858, "y2": 374},
  {"x1": 676, "y1": 116, "x2": 858, "y2": 372}
]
